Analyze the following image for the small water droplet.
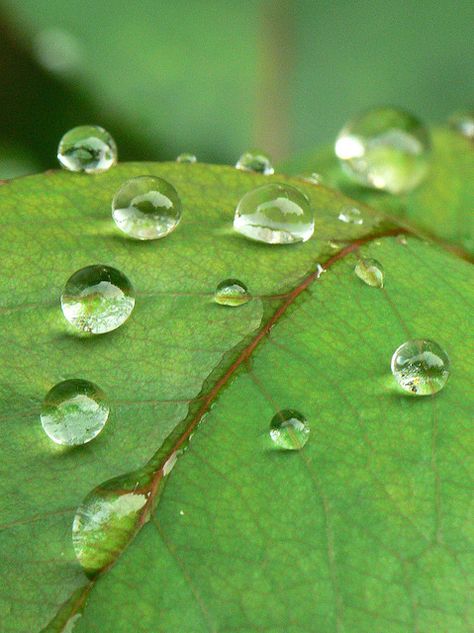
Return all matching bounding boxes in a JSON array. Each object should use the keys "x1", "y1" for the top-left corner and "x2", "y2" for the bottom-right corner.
[
  {"x1": 61, "y1": 265, "x2": 135, "y2": 334},
  {"x1": 112, "y1": 176, "x2": 182, "y2": 240},
  {"x1": 33, "y1": 28, "x2": 82, "y2": 75},
  {"x1": 176, "y1": 153, "x2": 197, "y2": 163},
  {"x1": 328, "y1": 240, "x2": 340, "y2": 250},
  {"x1": 40, "y1": 379, "x2": 109, "y2": 446},
  {"x1": 234, "y1": 183, "x2": 314, "y2": 244},
  {"x1": 299, "y1": 172, "x2": 323, "y2": 185},
  {"x1": 335, "y1": 107, "x2": 430, "y2": 194},
  {"x1": 57, "y1": 125, "x2": 117, "y2": 173},
  {"x1": 214, "y1": 279, "x2": 250, "y2": 307},
  {"x1": 354, "y1": 258, "x2": 384, "y2": 287},
  {"x1": 391, "y1": 339, "x2": 450, "y2": 395},
  {"x1": 448, "y1": 111, "x2": 474, "y2": 140},
  {"x1": 338, "y1": 205, "x2": 363, "y2": 225},
  {"x1": 235, "y1": 150, "x2": 274, "y2": 175},
  {"x1": 269, "y1": 409, "x2": 310, "y2": 450},
  {"x1": 316, "y1": 264, "x2": 325, "y2": 278}
]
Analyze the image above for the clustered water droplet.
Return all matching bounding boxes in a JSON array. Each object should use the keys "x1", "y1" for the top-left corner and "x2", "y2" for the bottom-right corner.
[
  {"x1": 235, "y1": 150, "x2": 274, "y2": 175},
  {"x1": 338, "y1": 205, "x2": 363, "y2": 225},
  {"x1": 354, "y1": 257, "x2": 384, "y2": 288},
  {"x1": 335, "y1": 106, "x2": 431, "y2": 194},
  {"x1": 112, "y1": 175, "x2": 182, "y2": 240},
  {"x1": 40, "y1": 379, "x2": 109, "y2": 445},
  {"x1": 391, "y1": 339, "x2": 450, "y2": 395},
  {"x1": 57, "y1": 125, "x2": 117, "y2": 173},
  {"x1": 214, "y1": 279, "x2": 250, "y2": 307},
  {"x1": 269, "y1": 409, "x2": 310, "y2": 450}
]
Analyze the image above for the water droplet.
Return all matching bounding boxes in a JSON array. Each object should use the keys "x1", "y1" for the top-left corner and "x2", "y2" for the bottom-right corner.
[
  {"x1": 269, "y1": 409, "x2": 310, "y2": 450},
  {"x1": 40, "y1": 379, "x2": 109, "y2": 446},
  {"x1": 176, "y1": 153, "x2": 197, "y2": 163},
  {"x1": 214, "y1": 279, "x2": 250, "y2": 306},
  {"x1": 354, "y1": 258, "x2": 384, "y2": 287},
  {"x1": 448, "y1": 111, "x2": 474, "y2": 140},
  {"x1": 391, "y1": 340, "x2": 450, "y2": 395},
  {"x1": 338, "y1": 205, "x2": 363, "y2": 224},
  {"x1": 33, "y1": 28, "x2": 82, "y2": 75},
  {"x1": 299, "y1": 172, "x2": 323, "y2": 185},
  {"x1": 235, "y1": 150, "x2": 274, "y2": 175},
  {"x1": 61, "y1": 265, "x2": 135, "y2": 334},
  {"x1": 234, "y1": 183, "x2": 314, "y2": 244},
  {"x1": 335, "y1": 107, "x2": 430, "y2": 194},
  {"x1": 112, "y1": 176, "x2": 182, "y2": 240},
  {"x1": 57, "y1": 125, "x2": 117, "y2": 173}
]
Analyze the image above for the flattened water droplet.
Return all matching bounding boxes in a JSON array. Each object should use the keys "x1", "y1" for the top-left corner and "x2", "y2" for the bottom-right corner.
[
  {"x1": 338, "y1": 205, "x2": 363, "y2": 225},
  {"x1": 391, "y1": 339, "x2": 450, "y2": 395},
  {"x1": 61, "y1": 265, "x2": 135, "y2": 334},
  {"x1": 236, "y1": 150, "x2": 274, "y2": 175},
  {"x1": 269, "y1": 409, "x2": 310, "y2": 450},
  {"x1": 112, "y1": 176, "x2": 182, "y2": 240},
  {"x1": 40, "y1": 379, "x2": 109, "y2": 446},
  {"x1": 354, "y1": 258, "x2": 384, "y2": 287},
  {"x1": 234, "y1": 183, "x2": 314, "y2": 244},
  {"x1": 335, "y1": 107, "x2": 430, "y2": 194},
  {"x1": 299, "y1": 172, "x2": 323, "y2": 185},
  {"x1": 57, "y1": 125, "x2": 117, "y2": 173},
  {"x1": 214, "y1": 279, "x2": 250, "y2": 307},
  {"x1": 176, "y1": 153, "x2": 197, "y2": 163},
  {"x1": 448, "y1": 111, "x2": 474, "y2": 140}
]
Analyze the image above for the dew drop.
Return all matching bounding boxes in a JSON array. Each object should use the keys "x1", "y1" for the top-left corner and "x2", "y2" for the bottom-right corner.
[
  {"x1": 448, "y1": 111, "x2": 474, "y2": 140},
  {"x1": 214, "y1": 279, "x2": 250, "y2": 307},
  {"x1": 176, "y1": 153, "x2": 197, "y2": 163},
  {"x1": 269, "y1": 410, "x2": 310, "y2": 450},
  {"x1": 234, "y1": 183, "x2": 314, "y2": 244},
  {"x1": 40, "y1": 379, "x2": 109, "y2": 446},
  {"x1": 112, "y1": 175, "x2": 182, "y2": 240},
  {"x1": 61, "y1": 265, "x2": 135, "y2": 334},
  {"x1": 391, "y1": 339, "x2": 450, "y2": 395},
  {"x1": 338, "y1": 205, "x2": 363, "y2": 225},
  {"x1": 335, "y1": 107, "x2": 430, "y2": 194},
  {"x1": 57, "y1": 125, "x2": 117, "y2": 173},
  {"x1": 235, "y1": 150, "x2": 274, "y2": 175},
  {"x1": 354, "y1": 258, "x2": 384, "y2": 288}
]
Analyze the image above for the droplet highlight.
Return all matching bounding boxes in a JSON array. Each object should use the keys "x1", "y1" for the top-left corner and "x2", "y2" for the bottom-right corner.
[
  {"x1": 354, "y1": 258, "x2": 384, "y2": 287},
  {"x1": 61, "y1": 264, "x2": 135, "y2": 334},
  {"x1": 40, "y1": 379, "x2": 109, "y2": 446},
  {"x1": 269, "y1": 409, "x2": 310, "y2": 450},
  {"x1": 234, "y1": 183, "x2": 314, "y2": 244},
  {"x1": 176, "y1": 153, "x2": 197, "y2": 163},
  {"x1": 338, "y1": 205, "x2": 363, "y2": 225},
  {"x1": 236, "y1": 150, "x2": 274, "y2": 175},
  {"x1": 112, "y1": 175, "x2": 182, "y2": 240},
  {"x1": 335, "y1": 107, "x2": 430, "y2": 194},
  {"x1": 57, "y1": 125, "x2": 117, "y2": 173},
  {"x1": 448, "y1": 111, "x2": 474, "y2": 140},
  {"x1": 214, "y1": 279, "x2": 250, "y2": 307},
  {"x1": 391, "y1": 339, "x2": 450, "y2": 395}
]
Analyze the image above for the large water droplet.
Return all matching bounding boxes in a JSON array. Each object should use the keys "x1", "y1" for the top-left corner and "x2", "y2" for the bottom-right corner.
[
  {"x1": 214, "y1": 279, "x2": 250, "y2": 307},
  {"x1": 57, "y1": 125, "x2": 117, "y2": 173},
  {"x1": 391, "y1": 339, "x2": 450, "y2": 395},
  {"x1": 269, "y1": 409, "x2": 310, "y2": 450},
  {"x1": 235, "y1": 150, "x2": 274, "y2": 175},
  {"x1": 40, "y1": 379, "x2": 109, "y2": 446},
  {"x1": 112, "y1": 176, "x2": 182, "y2": 240},
  {"x1": 338, "y1": 205, "x2": 363, "y2": 224},
  {"x1": 448, "y1": 111, "x2": 474, "y2": 140},
  {"x1": 335, "y1": 107, "x2": 430, "y2": 194},
  {"x1": 234, "y1": 183, "x2": 314, "y2": 244},
  {"x1": 176, "y1": 153, "x2": 197, "y2": 163},
  {"x1": 61, "y1": 265, "x2": 135, "y2": 334},
  {"x1": 354, "y1": 257, "x2": 384, "y2": 287}
]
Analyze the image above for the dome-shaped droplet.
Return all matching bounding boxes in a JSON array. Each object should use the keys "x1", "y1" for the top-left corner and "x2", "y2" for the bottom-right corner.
[
  {"x1": 57, "y1": 125, "x2": 117, "y2": 173},
  {"x1": 235, "y1": 150, "x2": 274, "y2": 175},
  {"x1": 448, "y1": 111, "x2": 474, "y2": 140},
  {"x1": 112, "y1": 176, "x2": 182, "y2": 240},
  {"x1": 40, "y1": 379, "x2": 109, "y2": 446},
  {"x1": 354, "y1": 257, "x2": 384, "y2": 287},
  {"x1": 335, "y1": 107, "x2": 430, "y2": 194},
  {"x1": 338, "y1": 205, "x2": 363, "y2": 224},
  {"x1": 176, "y1": 153, "x2": 197, "y2": 163},
  {"x1": 61, "y1": 265, "x2": 135, "y2": 334},
  {"x1": 269, "y1": 409, "x2": 310, "y2": 450},
  {"x1": 391, "y1": 339, "x2": 450, "y2": 395},
  {"x1": 214, "y1": 279, "x2": 250, "y2": 307},
  {"x1": 234, "y1": 183, "x2": 314, "y2": 244}
]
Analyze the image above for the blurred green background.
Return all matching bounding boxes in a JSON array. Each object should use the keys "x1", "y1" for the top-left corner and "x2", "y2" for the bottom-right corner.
[{"x1": 0, "y1": 0, "x2": 473, "y2": 178}]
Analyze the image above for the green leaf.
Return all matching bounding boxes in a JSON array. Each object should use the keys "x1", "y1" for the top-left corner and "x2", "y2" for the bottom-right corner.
[
  {"x1": 282, "y1": 127, "x2": 474, "y2": 255},
  {"x1": 0, "y1": 163, "x2": 472, "y2": 633}
]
